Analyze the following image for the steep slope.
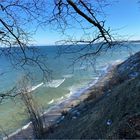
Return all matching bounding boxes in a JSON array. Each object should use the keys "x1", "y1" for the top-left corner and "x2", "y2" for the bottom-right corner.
[{"x1": 46, "y1": 51, "x2": 140, "y2": 139}]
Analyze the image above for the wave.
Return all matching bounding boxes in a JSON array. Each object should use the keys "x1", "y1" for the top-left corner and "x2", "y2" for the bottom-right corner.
[
  {"x1": 67, "y1": 87, "x2": 85, "y2": 98},
  {"x1": 22, "y1": 122, "x2": 31, "y2": 130},
  {"x1": 99, "y1": 65, "x2": 110, "y2": 73},
  {"x1": 3, "y1": 122, "x2": 32, "y2": 140},
  {"x1": 114, "y1": 59, "x2": 123, "y2": 64},
  {"x1": 98, "y1": 64, "x2": 114, "y2": 78},
  {"x1": 55, "y1": 96, "x2": 64, "y2": 102},
  {"x1": 66, "y1": 76, "x2": 100, "y2": 99},
  {"x1": 68, "y1": 86, "x2": 79, "y2": 95},
  {"x1": 63, "y1": 74, "x2": 73, "y2": 78},
  {"x1": 67, "y1": 84, "x2": 87, "y2": 98},
  {"x1": 88, "y1": 77, "x2": 99, "y2": 87},
  {"x1": 47, "y1": 96, "x2": 64, "y2": 105},
  {"x1": 44, "y1": 78, "x2": 65, "y2": 88},
  {"x1": 4, "y1": 64, "x2": 115, "y2": 140},
  {"x1": 48, "y1": 99, "x2": 54, "y2": 104},
  {"x1": 28, "y1": 82, "x2": 43, "y2": 92}
]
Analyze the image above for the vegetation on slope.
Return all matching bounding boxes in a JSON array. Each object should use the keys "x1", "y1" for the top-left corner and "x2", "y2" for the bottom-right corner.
[{"x1": 46, "y1": 52, "x2": 140, "y2": 139}]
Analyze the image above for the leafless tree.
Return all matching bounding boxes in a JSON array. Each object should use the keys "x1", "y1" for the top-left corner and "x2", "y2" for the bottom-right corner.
[
  {"x1": 0, "y1": 0, "x2": 51, "y2": 78},
  {"x1": 0, "y1": 76, "x2": 47, "y2": 139},
  {"x1": 18, "y1": 76, "x2": 47, "y2": 139},
  {"x1": 0, "y1": 0, "x2": 120, "y2": 138},
  {"x1": 47, "y1": 0, "x2": 119, "y2": 65},
  {"x1": 0, "y1": 0, "x2": 118, "y2": 94},
  {"x1": 0, "y1": 0, "x2": 51, "y2": 102},
  {"x1": 0, "y1": 3, "x2": 50, "y2": 138}
]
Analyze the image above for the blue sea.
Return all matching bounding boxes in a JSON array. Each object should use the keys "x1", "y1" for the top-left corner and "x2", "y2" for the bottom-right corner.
[{"x1": 0, "y1": 42, "x2": 140, "y2": 137}]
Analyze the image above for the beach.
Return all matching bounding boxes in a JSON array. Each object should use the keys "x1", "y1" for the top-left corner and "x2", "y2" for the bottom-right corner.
[
  {"x1": 46, "y1": 51, "x2": 140, "y2": 139},
  {"x1": 0, "y1": 43, "x2": 140, "y2": 139},
  {"x1": 1, "y1": 43, "x2": 140, "y2": 137},
  {"x1": 4, "y1": 63, "x2": 118, "y2": 140},
  {"x1": 2, "y1": 49, "x2": 140, "y2": 139}
]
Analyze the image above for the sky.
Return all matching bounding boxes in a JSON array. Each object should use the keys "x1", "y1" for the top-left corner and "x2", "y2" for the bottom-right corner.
[{"x1": 34, "y1": 0, "x2": 140, "y2": 45}]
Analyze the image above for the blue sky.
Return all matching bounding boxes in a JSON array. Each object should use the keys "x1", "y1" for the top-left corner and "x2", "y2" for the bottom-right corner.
[{"x1": 34, "y1": 0, "x2": 140, "y2": 45}]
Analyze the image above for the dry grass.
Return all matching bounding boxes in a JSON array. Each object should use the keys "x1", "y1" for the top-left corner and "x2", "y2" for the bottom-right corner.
[{"x1": 46, "y1": 52, "x2": 140, "y2": 139}]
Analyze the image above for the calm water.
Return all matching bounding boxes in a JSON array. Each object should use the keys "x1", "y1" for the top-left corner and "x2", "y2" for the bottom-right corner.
[{"x1": 0, "y1": 43, "x2": 140, "y2": 137}]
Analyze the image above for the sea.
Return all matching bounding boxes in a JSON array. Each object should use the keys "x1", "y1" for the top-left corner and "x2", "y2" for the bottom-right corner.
[{"x1": 0, "y1": 42, "x2": 140, "y2": 138}]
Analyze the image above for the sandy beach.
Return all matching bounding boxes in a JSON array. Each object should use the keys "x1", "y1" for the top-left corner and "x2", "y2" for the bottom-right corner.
[{"x1": 4, "y1": 64, "x2": 117, "y2": 140}]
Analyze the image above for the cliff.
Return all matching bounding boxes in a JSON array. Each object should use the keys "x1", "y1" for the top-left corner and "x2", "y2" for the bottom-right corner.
[{"x1": 46, "y1": 51, "x2": 140, "y2": 139}]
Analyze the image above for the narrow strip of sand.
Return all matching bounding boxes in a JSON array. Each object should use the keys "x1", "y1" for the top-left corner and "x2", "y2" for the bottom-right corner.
[{"x1": 4, "y1": 64, "x2": 118, "y2": 140}]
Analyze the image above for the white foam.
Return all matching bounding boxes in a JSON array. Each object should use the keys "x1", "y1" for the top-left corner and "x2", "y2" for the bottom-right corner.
[
  {"x1": 66, "y1": 76, "x2": 100, "y2": 99},
  {"x1": 59, "y1": 96, "x2": 64, "y2": 100},
  {"x1": 55, "y1": 96, "x2": 64, "y2": 103},
  {"x1": 68, "y1": 85, "x2": 81, "y2": 96},
  {"x1": 4, "y1": 64, "x2": 113, "y2": 140},
  {"x1": 63, "y1": 74, "x2": 73, "y2": 78},
  {"x1": 44, "y1": 79, "x2": 65, "y2": 88},
  {"x1": 3, "y1": 122, "x2": 32, "y2": 140},
  {"x1": 100, "y1": 65, "x2": 110, "y2": 73},
  {"x1": 67, "y1": 85, "x2": 87, "y2": 98},
  {"x1": 48, "y1": 99, "x2": 54, "y2": 104},
  {"x1": 88, "y1": 77, "x2": 99, "y2": 87},
  {"x1": 28, "y1": 82, "x2": 43, "y2": 92},
  {"x1": 22, "y1": 122, "x2": 31, "y2": 130},
  {"x1": 98, "y1": 64, "x2": 113, "y2": 78},
  {"x1": 114, "y1": 59, "x2": 123, "y2": 64}
]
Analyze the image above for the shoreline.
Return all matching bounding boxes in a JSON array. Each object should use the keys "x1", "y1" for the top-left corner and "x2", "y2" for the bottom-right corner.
[{"x1": 4, "y1": 63, "x2": 119, "y2": 140}]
